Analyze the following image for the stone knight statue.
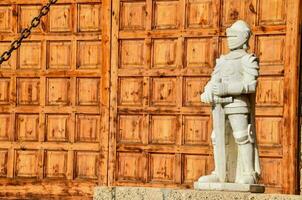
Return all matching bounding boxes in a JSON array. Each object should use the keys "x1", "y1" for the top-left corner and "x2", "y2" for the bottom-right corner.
[{"x1": 197, "y1": 20, "x2": 261, "y2": 186}]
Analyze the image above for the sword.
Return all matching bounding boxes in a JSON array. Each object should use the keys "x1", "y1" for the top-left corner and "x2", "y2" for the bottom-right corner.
[{"x1": 212, "y1": 92, "x2": 233, "y2": 182}]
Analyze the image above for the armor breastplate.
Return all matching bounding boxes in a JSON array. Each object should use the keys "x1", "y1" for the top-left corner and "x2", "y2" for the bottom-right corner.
[{"x1": 218, "y1": 58, "x2": 243, "y2": 84}]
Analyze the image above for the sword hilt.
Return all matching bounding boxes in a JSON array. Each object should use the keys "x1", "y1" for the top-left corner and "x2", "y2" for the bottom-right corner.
[{"x1": 213, "y1": 96, "x2": 233, "y2": 104}]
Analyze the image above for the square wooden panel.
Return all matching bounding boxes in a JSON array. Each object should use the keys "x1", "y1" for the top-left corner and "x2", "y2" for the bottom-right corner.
[
  {"x1": 75, "y1": 151, "x2": 98, "y2": 179},
  {"x1": 150, "y1": 115, "x2": 177, "y2": 144},
  {"x1": 78, "y1": 4, "x2": 101, "y2": 32},
  {"x1": 19, "y1": 5, "x2": 42, "y2": 32},
  {"x1": 48, "y1": 41, "x2": 72, "y2": 69},
  {"x1": 0, "y1": 78, "x2": 10, "y2": 105},
  {"x1": 18, "y1": 41, "x2": 42, "y2": 69},
  {"x1": 256, "y1": 117, "x2": 282, "y2": 147},
  {"x1": 0, "y1": 42, "x2": 15, "y2": 69},
  {"x1": 77, "y1": 40, "x2": 102, "y2": 69},
  {"x1": 46, "y1": 78, "x2": 70, "y2": 105},
  {"x1": 119, "y1": 40, "x2": 145, "y2": 68},
  {"x1": 77, "y1": 78, "x2": 100, "y2": 106},
  {"x1": 221, "y1": 0, "x2": 256, "y2": 27},
  {"x1": 183, "y1": 154, "x2": 207, "y2": 183},
  {"x1": 118, "y1": 77, "x2": 143, "y2": 106},
  {"x1": 259, "y1": 157, "x2": 282, "y2": 187},
  {"x1": 46, "y1": 114, "x2": 69, "y2": 142},
  {"x1": 153, "y1": 1, "x2": 179, "y2": 29},
  {"x1": 0, "y1": 6, "x2": 12, "y2": 33},
  {"x1": 150, "y1": 153, "x2": 175, "y2": 182},
  {"x1": 183, "y1": 77, "x2": 209, "y2": 106},
  {"x1": 49, "y1": 5, "x2": 72, "y2": 32},
  {"x1": 118, "y1": 115, "x2": 143, "y2": 144},
  {"x1": 185, "y1": 38, "x2": 213, "y2": 68},
  {"x1": 152, "y1": 39, "x2": 177, "y2": 68},
  {"x1": 151, "y1": 77, "x2": 176, "y2": 106},
  {"x1": 256, "y1": 77, "x2": 284, "y2": 106},
  {"x1": 0, "y1": 114, "x2": 10, "y2": 141},
  {"x1": 258, "y1": 0, "x2": 286, "y2": 25},
  {"x1": 117, "y1": 152, "x2": 145, "y2": 181},
  {"x1": 16, "y1": 114, "x2": 39, "y2": 141},
  {"x1": 183, "y1": 115, "x2": 209, "y2": 145},
  {"x1": 186, "y1": 0, "x2": 215, "y2": 28},
  {"x1": 17, "y1": 78, "x2": 40, "y2": 105},
  {"x1": 45, "y1": 150, "x2": 67, "y2": 178},
  {"x1": 120, "y1": 1, "x2": 146, "y2": 30},
  {"x1": 256, "y1": 35, "x2": 285, "y2": 69},
  {"x1": 15, "y1": 150, "x2": 38, "y2": 177},
  {"x1": 76, "y1": 114, "x2": 100, "y2": 142},
  {"x1": 0, "y1": 150, "x2": 8, "y2": 177}
]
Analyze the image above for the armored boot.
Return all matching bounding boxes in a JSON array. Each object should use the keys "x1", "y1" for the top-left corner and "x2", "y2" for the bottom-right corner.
[
  {"x1": 198, "y1": 143, "x2": 220, "y2": 183},
  {"x1": 236, "y1": 142, "x2": 257, "y2": 184}
]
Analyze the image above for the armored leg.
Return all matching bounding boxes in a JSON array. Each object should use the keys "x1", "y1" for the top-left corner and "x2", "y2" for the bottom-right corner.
[
  {"x1": 198, "y1": 131, "x2": 220, "y2": 183},
  {"x1": 228, "y1": 114, "x2": 257, "y2": 184}
]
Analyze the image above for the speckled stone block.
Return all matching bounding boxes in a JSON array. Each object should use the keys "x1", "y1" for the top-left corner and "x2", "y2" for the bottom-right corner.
[{"x1": 93, "y1": 187, "x2": 302, "y2": 200}]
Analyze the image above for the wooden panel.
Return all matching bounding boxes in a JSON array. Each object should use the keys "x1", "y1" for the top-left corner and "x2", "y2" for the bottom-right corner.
[
  {"x1": 183, "y1": 77, "x2": 208, "y2": 106},
  {"x1": 185, "y1": 38, "x2": 213, "y2": 68},
  {"x1": 0, "y1": 114, "x2": 10, "y2": 141},
  {"x1": 150, "y1": 153, "x2": 175, "y2": 182},
  {"x1": 46, "y1": 114, "x2": 69, "y2": 142},
  {"x1": 0, "y1": 78, "x2": 10, "y2": 105},
  {"x1": 152, "y1": 39, "x2": 177, "y2": 68},
  {"x1": 256, "y1": 117, "x2": 282, "y2": 147},
  {"x1": 78, "y1": 4, "x2": 102, "y2": 32},
  {"x1": 46, "y1": 78, "x2": 70, "y2": 105},
  {"x1": 17, "y1": 78, "x2": 40, "y2": 105},
  {"x1": 0, "y1": 42, "x2": 15, "y2": 69},
  {"x1": 186, "y1": 0, "x2": 217, "y2": 29},
  {"x1": 153, "y1": 1, "x2": 179, "y2": 30},
  {"x1": 0, "y1": 6, "x2": 12, "y2": 33},
  {"x1": 150, "y1": 115, "x2": 177, "y2": 144},
  {"x1": 45, "y1": 150, "x2": 67, "y2": 178},
  {"x1": 75, "y1": 151, "x2": 99, "y2": 179},
  {"x1": 77, "y1": 78, "x2": 100, "y2": 106},
  {"x1": 15, "y1": 150, "x2": 38, "y2": 177},
  {"x1": 118, "y1": 77, "x2": 143, "y2": 106},
  {"x1": 120, "y1": 1, "x2": 146, "y2": 30},
  {"x1": 258, "y1": 0, "x2": 286, "y2": 25},
  {"x1": 16, "y1": 114, "x2": 39, "y2": 141},
  {"x1": 119, "y1": 40, "x2": 145, "y2": 68},
  {"x1": 19, "y1": 5, "x2": 42, "y2": 32},
  {"x1": 259, "y1": 158, "x2": 283, "y2": 188},
  {"x1": 183, "y1": 116, "x2": 210, "y2": 145},
  {"x1": 118, "y1": 115, "x2": 143, "y2": 144},
  {"x1": 77, "y1": 40, "x2": 102, "y2": 69},
  {"x1": 117, "y1": 152, "x2": 145, "y2": 181},
  {"x1": 47, "y1": 41, "x2": 72, "y2": 69},
  {"x1": 256, "y1": 77, "x2": 284, "y2": 106},
  {"x1": 183, "y1": 155, "x2": 207, "y2": 183},
  {"x1": 49, "y1": 5, "x2": 72, "y2": 32},
  {"x1": 151, "y1": 78, "x2": 177, "y2": 106},
  {"x1": 76, "y1": 114, "x2": 100, "y2": 142},
  {"x1": 18, "y1": 41, "x2": 42, "y2": 69},
  {"x1": 0, "y1": 150, "x2": 8, "y2": 177}
]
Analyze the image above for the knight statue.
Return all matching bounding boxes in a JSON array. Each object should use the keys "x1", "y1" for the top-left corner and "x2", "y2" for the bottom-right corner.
[{"x1": 197, "y1": 20, "x2": 261, "y2": 186}]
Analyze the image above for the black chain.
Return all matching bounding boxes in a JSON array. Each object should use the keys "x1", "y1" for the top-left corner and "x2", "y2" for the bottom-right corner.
[{"x1": 0, "y1": 0, "x2": 58, "y2": 65}]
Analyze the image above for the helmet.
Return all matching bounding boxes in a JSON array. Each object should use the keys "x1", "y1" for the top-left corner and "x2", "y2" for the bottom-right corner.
[{"x1": 226, "y1": 20, "x2": 251, "y2": 50}]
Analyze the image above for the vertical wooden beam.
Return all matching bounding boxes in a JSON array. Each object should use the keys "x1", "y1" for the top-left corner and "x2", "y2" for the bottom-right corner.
[
  {"x1": 99, "y1": 0, "x2": 111, "y2": 186},
  {"x1": 284, "y1": 0, "x2": 302, "y2": 194}
]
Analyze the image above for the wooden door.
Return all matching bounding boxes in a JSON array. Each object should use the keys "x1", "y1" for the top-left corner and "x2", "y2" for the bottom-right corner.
[
  {"x1": 110, "y1": 0, "x2": 301, "y2": 194},
  {"x1": 0, "y1": 0, "x2": 110, "y2": 198}
]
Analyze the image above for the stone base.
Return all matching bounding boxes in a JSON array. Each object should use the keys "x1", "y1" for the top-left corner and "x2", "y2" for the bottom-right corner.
[
  {"x1": 194, "y1": 182, "x2": 265, "y2": 193},
  {"x1": 94, "y1": 187, "x2": 302, "y2": 200}
]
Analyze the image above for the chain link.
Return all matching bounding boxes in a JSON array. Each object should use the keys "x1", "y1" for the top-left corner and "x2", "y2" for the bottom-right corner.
[{"x1": 0, "y1": 0, "x2": 58, "y2": 64}]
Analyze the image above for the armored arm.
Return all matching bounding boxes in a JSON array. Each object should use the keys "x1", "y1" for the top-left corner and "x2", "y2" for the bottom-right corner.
[{"x1": 223, "y1": 54, "x2": 259, "y2": 95}]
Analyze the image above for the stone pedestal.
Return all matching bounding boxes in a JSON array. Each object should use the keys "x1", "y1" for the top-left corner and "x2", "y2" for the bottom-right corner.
[{"x1": 194, "y1": 182, "x2": 265, "y2": 193}]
